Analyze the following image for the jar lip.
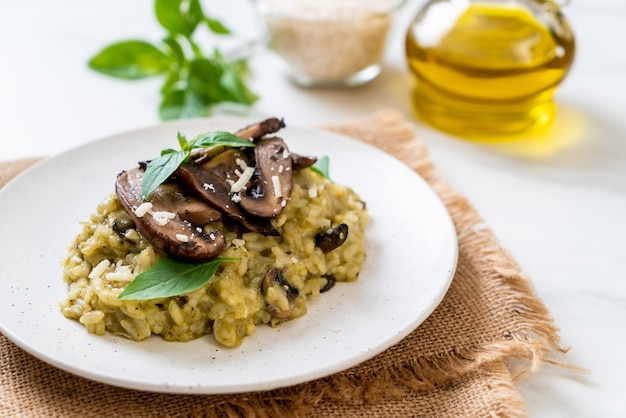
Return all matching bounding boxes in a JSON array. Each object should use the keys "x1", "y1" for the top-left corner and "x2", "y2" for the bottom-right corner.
[{"x1": 250, "y1": 0, "x2": 407, "y2": 20}]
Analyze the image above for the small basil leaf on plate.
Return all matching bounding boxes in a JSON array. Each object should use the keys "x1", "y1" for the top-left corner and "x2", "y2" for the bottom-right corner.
[
  {"x1": 142, "y1": 150, "x2": 188, "y2": 200},
  {"x1": 118, "y1": 257, "x2": 238, "y2": 300},
  {"x1": 310, "y1": 156, "x2": 331, "y2": 180},
  {"x1": 88, "y1": 40, "x2": 170, "y2": 80},
  {"x1": 190, "y1": 131, "x2": 255, "y2": 149},
  {"x1": 160, "y1": 148, "x2": 178, "y2": 156},
  {"x1": 177, "y1": 132, "x2": 190, "y2": 152}
]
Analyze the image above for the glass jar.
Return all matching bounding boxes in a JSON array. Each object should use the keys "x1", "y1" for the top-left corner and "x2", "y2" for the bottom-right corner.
[
  {"x1": 252, "y1": 0, "x2": 406, "y2": 87},
  {"x1": 405, "y1": 0, "x2": 575, "y2": 139}
]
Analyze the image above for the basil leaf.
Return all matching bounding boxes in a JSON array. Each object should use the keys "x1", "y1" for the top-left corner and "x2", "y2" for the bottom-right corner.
[
  {"x1": 213, "y1": 52, "x2": 258, "y2": 104},
  {"x1": 155, "y1": 0, "x2": 183, "y2": 35},
  {"x1": 162, "y1": 37, "x2": 186, "y2": 67},
  {"x1": 184, "y1": 0, "x2": 206, "y2": 36},
  {"x1": 88, "y1": 40, "x2": 170, "y2": 80},
  {"x1": 141, "y1": 130, "x2": 255, "y2": 198},
  {"x1": 177, "y1": 132, "x2": 190, "y2": 152},
  {"x1": 310, "y1": 156, "x2": 331, "y2": 179},
  {"x1": 187, "y1": 58, "x2": 225, "y2": 103},
  {"x1": 118, "y1": 257, "x2": 238, "y2": 300},
  {"x1": 142, "y1": 150, "x2": 188, "y2": 200},
  {"x1": 189, "y1": 131, "x2": 255, "y2": 149},
  {"x1": 88, "y1": 1, "x2": 257, "y2": 120},
  {"x1": 231, "y1": 59, "x2": 250, "y2": 78},
  {"x1": 155, "y1": 0, "x2": 204, "y2": 37},
  {"x1": 205, "y1": 17, "x2": 231, "y2": 35},
  {"x1": 159, "y1": 89, "x2": 206, "y2": 120},
  {"x1": 160, "y1": 148, "x2": 178, "y2": 156},
  {"x1": 219, "y1": 66, "x2": 259, "y2": 105}
]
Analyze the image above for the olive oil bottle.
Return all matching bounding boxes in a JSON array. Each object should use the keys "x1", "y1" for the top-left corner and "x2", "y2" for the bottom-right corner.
[{"x1": 405, "y1": 0, "x2": 575, "y2": 139}]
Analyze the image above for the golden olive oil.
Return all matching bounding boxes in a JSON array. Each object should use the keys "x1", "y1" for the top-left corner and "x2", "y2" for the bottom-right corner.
[{"x1": 406, "y1": 3, "x2": 575, "y2": 138}]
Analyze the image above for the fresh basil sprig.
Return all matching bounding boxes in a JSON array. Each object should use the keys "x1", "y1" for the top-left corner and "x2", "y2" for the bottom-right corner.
[
  {"x1": 142, "y1": 130, "x2": 255, "y2": 200},
  {"x1": 310, "y1": 156, "x2": 331, "y2": 180},
  {"x1": 88, "y1": 0, "x2": 257, "y2": 120},
  {"x1": 118, "y1": 257, "x2": 238, "y2": 300}
]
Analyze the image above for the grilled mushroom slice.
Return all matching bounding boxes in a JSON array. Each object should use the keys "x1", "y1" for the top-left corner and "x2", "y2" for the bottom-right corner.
[
  {"x1": 239, "y1": 137, "x2": 293, "y2": 218},
  {"x1": 115, "y1": 167, "x2": 226, "y2": 262},
  {"x1": 261, "y1": 268, "x2": 299, "y2": 319},
  {"x1": 291, "y1": 153, "x2": 318, "y2": 170},
  {"x1": 320, "y1": 274, "x2": 337, "y2": 293},
  {"x1": 315, "y1": 223, "x2": 349, "y2": 253},
  {"x1": 235, "y1": 117, "x2": 286, "y2": 141},
  {"x1": 177, "y1": 149, "x2": 280, "y2": 236},
  {"x1": 152, "y1": 182, "x2": 222, "y2": 225}
]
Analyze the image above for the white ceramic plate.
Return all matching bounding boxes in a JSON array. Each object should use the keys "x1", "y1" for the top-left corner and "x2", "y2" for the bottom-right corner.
[{"x1": 0, "y1": 116, "x2": 457, "y2": 394}]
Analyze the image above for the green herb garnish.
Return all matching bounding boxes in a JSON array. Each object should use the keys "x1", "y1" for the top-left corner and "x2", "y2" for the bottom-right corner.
[
  {"x1": 118, "y1": 257, "x2": 238, "y2": 300},
  {"x1": 142, "y1": 130, "x2": 254, "y2": 200},
  {"x1": 88, "y1": 0, "x2": 257, "y2": 120},
  {"x1": 310, "y1": 156, "x2": 331, "y2": 180}
]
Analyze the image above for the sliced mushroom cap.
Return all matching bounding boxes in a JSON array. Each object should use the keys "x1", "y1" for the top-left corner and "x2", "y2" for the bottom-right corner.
[
  {"x1": 261, "y1": 268, "x2": 299, "y2": 319},
  {"x1": 176, "y1": 149, "x2": 280, "y2": 236},
  {"x1": 239, "y1": 137, "x2": 293, "y2": 218},
  {"x1": 235, "y1": 117, "x2": 286, "y2": 141},
  {"x1": 291, "y1": 153, "x2": 318, "y2": 170},
  {"x1": 320, "y1": 274, "x2": 337, "y2": 293},
  {"x1": 315, "y1": 223, "x2": 349, "y2": 253},
  {"x1": 115, "y1": 167, "x2": 226, "y2": 262},
  {"x1": 152, "y1": 182, "x2": 222, "y2": 225}
]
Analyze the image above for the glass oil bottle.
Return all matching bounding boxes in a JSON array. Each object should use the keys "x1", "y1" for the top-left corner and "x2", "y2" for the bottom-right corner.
[{"x1": 405, "y1": 0, "x2": 575, "y2": 139}]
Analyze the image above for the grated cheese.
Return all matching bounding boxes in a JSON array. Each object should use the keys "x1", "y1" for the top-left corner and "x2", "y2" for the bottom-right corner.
[
  {"x1": 151, "y1": 211, "x2": 176, "y2": 226},
  {"x1": 175, "y1": 234, "x2": 189, "y2": 242},
  {"x1": 231, "y1": 166, "x2": 255, "y2": 193},
  {"x1": 235, "y1": 158, "x2": 248, "y2": 171},
  {"x1": 271, "y1": 175, "x2": 282, "y2": 197},
  {"x1": 134, "y1": 202, "x2": 153, "y2": 217}
]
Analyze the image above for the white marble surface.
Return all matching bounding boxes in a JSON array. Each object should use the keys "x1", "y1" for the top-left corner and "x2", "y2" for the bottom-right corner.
[{"x1": 1, "y1": 0, "x2": 625, "y2": 416}]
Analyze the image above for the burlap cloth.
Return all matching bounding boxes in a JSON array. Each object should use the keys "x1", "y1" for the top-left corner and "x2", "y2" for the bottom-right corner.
[{"x1": 0, "y1": 110, "x2": 567, "y2": 417}]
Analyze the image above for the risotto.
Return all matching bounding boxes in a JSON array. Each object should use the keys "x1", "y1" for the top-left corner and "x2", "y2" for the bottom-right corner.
[{"x1": 59, "y1": 119, "x2": 369, "y2": 347}]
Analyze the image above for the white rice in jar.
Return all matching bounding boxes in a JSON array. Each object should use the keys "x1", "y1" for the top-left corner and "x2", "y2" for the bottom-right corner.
[{"x1": 257, "y1": 0, "x2": 402, "y2": 81}]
